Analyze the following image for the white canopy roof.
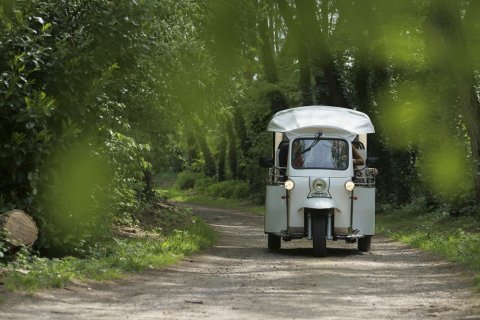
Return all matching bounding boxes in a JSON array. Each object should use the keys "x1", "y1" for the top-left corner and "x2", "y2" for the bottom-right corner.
[{"x1": 267, "y1": 106, "x2": 374, "y2": 139}]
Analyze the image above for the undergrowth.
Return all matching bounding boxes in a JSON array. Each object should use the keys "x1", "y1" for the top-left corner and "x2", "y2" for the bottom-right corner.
[
  {"x1": 376, "y1": 201, "x2": 480, "y2": 291},
  {"x1": 160, "y1": 187, "x2": 265, "y2": 215},
  {"x1": 0, "y1": 204, "x2": 216, "y2": 292}
]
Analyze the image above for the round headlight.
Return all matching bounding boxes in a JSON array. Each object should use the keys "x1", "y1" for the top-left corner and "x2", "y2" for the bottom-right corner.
[
  {"x1": 284, "y1": 179, "x2": 295, "y2": 191},
  {"x1": 312, "y1": 179, "x2": 326, "y2": 192},
  {"x1": 345, "y1": 180, "x2": 355, "y2": 192}
]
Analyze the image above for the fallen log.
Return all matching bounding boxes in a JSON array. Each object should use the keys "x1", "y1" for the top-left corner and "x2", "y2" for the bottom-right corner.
[{"x1": 0, "y1": 209, "x2": 38, "y2": 247}]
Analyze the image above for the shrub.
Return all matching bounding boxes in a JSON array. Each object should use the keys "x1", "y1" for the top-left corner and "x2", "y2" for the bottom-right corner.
[
  {"x1": 232, "y1": 181, "x2": 250, "y2": 199},
  {"x1": 203, "y1": 180, "x2": 250, "y2": 199},
  {"x1": 176, "y1": 171, "x2": 201, "y2": 190},
  {"x1": 205, "y1": 181, "x2": 232, "y2": 198},
  {"x1": 193, "y1": 175, "x2": 216, "y2": 193}
]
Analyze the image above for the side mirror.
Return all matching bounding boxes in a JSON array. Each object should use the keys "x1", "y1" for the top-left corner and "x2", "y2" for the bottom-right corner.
[
  {"x1": 259, "y1": 156, "x2": 274, "y2": 168},
  {"x1": 366, "y1": 157, "x2": 379, "y2": 167}
]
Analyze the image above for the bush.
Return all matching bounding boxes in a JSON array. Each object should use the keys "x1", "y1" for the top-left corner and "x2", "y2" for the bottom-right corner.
[
  {"x1": 176, "y1": 171, "x2": 202, "y2": 190},
  {"x1": 204, "y1": 180, "x2": 250, "y2": 199},
  {"x1": 193, "y1": 175, "x2": 216, "y2": 193},
  {"x1": 232, "y1": 181, "x2": 250, "y2": 199},
  {"x1": 174, "y1": 171, "x2": 251, "y2": 200}
]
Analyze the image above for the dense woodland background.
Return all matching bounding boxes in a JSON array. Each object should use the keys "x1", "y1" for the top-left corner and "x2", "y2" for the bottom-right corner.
[{"x1": 1, "y1": 0, "x2": 480, "y2": 256}]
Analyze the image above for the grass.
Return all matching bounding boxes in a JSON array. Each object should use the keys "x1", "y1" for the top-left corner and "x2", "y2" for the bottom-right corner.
[
  {"x1": 1, "y1": 208, "x2": 216, "y2": 292},
  {"x1": 159, "y1": 187, "x2": 265, "y2": 215},
  {"x1": 376, "y1": 209, "x2": 480, "y2": 291}
]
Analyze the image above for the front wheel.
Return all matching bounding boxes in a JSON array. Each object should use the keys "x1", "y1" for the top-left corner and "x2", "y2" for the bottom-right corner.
[
  {"x1": 312, "y1": 214, "x2": 327, "y2": 257},
  {"x1": 358, "y1": 235, "x2": 372, "y2": 252},
  {"x1": 268, "y1": 234, "x2": 281, "y2": 250}
]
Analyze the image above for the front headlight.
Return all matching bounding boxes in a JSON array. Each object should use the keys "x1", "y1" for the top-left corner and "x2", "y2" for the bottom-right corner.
[
  {"x1": 284, "y1": 179, "x2": 295, "y2": 190},
  {"x1": 345, "y1": 180, "x2": 355, "y2": 192},
  {"x1": 312, "y1": 178, "x2": 326, "y2": 192}
]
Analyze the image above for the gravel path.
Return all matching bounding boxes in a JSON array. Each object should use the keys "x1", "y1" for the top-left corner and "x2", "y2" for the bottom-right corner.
[{"x1": 2, "y1": 204, "x2": 479, "y2": 319}]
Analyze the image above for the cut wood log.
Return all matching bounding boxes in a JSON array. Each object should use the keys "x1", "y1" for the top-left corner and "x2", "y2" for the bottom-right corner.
[{"x1": 0, "y1": 210, "x2": 38, "y2": 247}]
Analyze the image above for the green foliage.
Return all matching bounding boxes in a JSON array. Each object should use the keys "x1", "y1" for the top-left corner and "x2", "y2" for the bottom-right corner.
[
  {"x1": 377, "y1": 206, "x2": 480, "y2": 290},
  {"x1": 0, "y1": 0, "x2": 207, "y2": 255},
  {"x1": 174, "y1": 171, "x2": 250, "y2": 200},
  {"x1": 2, "y1": 208, "x2": 216, "y2": 291},
  {"x1": 205, "y1": 180, "x2": 250, "y2": 199},
  {"x1": 2, "y1": 0, "x2": 480, "y2": 265},
  {"x1": 162, "y1": 187, "x2": 265, "y2": 215},
  {"x1": 176, "y1": 171, "x2": 204, "y2": 190}
]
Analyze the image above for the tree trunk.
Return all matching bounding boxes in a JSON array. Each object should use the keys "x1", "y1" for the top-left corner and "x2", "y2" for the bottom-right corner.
[
  {"x1": 258, "y1": 6, "x2": 288, "y2": 114},
  {"x1": 276, "y1": 0, "x2": 313, "y2": 106},
  {"x1": 143, "y1": 169, "x2": 155, "y2": 199},
  {"x1": 194, "y1": 126, "x2": 216, "y2": 177},
  {"x1": 258, "y1": 14, "x2": 279, "y2": 84},
  {"x1": 1, "y1": 210, "x2": 38, "y2": 247},
  {"x1": 217, "y1": 128, "x2": 227, "y2": 182},
  {"x1": 426, "y1": 0, "x2": 480, "y2": 203},
  {"x1": 294, "y1": 0, "x2": 348, "y2": 107},
  {"x1": 226, "y1": 118, "x2": 238, "y2": 179},
  {"x1": 299, "y1": 52, "x2": 313, "y2": 106},
  {"x1": 320, "y1": 0, "x2": 329, "y2": 34},
  {"x1": 313, "y1": 72, "x2": 330, "y2": 105},
  {"x1": 233, "y1": 107, "x2": 249, "y2": 155},
  {"x1": 186, "y1": 133, "x2": 198, "y2": 166}
]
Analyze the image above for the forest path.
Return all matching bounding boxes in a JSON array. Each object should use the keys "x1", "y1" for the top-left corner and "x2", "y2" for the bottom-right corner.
[{"x1": 2, "y1": 203, "x2": 480, "y2": 319}]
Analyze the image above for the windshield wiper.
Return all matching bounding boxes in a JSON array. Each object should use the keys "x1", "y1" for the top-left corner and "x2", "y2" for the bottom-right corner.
[{"x1": 293, "y1": 132, "x2": 323, "y2": 161}]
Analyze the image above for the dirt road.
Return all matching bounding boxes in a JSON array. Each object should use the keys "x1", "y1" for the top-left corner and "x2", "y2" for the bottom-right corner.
[{"x1": 2, "y1": 204, "x2": 480, "y2": 319}]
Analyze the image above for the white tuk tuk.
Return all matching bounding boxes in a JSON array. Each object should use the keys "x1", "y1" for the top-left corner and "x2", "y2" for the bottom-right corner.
[{"x1": 260, "y1": 106, "x2": 377, "y2": 257}]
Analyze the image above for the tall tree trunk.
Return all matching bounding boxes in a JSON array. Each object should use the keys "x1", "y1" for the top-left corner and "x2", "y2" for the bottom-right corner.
[
  {"x1": 299, "y1": 51, "x2": 313, "y2": 106},
  {"x1": 258, "y1": 5, "x2": 287, "y2": 113},
  {"x1": 217, "y1": 128, "x2": 227, "y2": 182},
  {"x1": 313, "y1": 72, "x2": 330, "y2": 105},
  {"x1": 320, "y1": 0, "x2": 329, "y2": 34},
  {"x1": 233, "y1": 107, "x2": 251, "y2": 156},
  {"x1": 294, "y1": 0, "x2": 348, "y2": 107},
  {"x1": 258, "y1": 15, "x2": 279, "y2": 84},
  {"x1": 276, "y1": 0, "x2": 347, "y2": 107},
  {"x1": 186, "y1": 133, "x2": 198, "y2": 166},
  {"x1": 233, "y1": 107, "x2": 249, "y2": 167},
  {"x1": 354, "y1": 51, "x2": 370, "y2": 114},
  {"x1": 276, "y1": 0, "x2": 313, "y2": 106},
  {"x1": 193, "y1": 126, "x2": 216, "y2": 177},
  {"x1": 426, "y1": 0, "x2": 480, "y2": 203},
  {"x1": 142, "y1": 169, "x2": 155, "y2": 199},
  {"x1": 226, "y1": 118, "x2": 238, "y2": 179}
]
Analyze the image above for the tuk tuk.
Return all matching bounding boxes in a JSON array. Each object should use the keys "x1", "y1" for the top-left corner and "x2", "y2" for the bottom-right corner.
[{"x1": 260, "y1": 106, "x2": 377, "y2": 257}]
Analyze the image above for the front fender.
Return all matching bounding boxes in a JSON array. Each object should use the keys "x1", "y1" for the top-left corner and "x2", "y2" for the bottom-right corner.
[{"x1": 303, "y1": 197, "x2": 341, "y2": 212}]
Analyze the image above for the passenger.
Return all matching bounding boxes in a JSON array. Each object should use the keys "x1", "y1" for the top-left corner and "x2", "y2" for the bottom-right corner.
[{"x1": 352, "y1": 145, "x2": 365, "y2": 167}]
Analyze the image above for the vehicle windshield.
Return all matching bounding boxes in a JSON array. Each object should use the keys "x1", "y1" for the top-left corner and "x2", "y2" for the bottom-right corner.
[{"x1": 292, "y1": 138, "x2": 349, "y2": 170}]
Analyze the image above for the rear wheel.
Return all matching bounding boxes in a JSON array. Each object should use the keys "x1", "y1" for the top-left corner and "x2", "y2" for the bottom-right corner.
[
  {"x1": 268, "y1": 234, "x2": 281, "y2": 250},
  {"x1": 358, "y1": 235, "x2": 372, "y2": 252},
  {"x1": 312, "y1": 214, "x2": 327, "y2": 257}
]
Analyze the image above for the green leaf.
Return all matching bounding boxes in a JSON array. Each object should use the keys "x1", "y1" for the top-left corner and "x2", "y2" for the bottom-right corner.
[{"x1": 41, "y1": 22, "x2": 52, "y2": 32}]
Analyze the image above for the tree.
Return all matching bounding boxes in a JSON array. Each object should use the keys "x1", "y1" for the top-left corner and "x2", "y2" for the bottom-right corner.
[{"x1": 426, "y1": 0, "x2": 480, "y2": 203}]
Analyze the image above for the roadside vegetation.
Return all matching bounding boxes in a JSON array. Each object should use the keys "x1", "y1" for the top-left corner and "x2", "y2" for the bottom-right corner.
[
  {"x1": 1, "y1": 199, "x2": 215, "y2": 292},
  {"x1": 160, "y1": 171, "x2": 264, "y2": 215},
  {"x1": 377, "y1": 200, "x2": 480, "y2": 291}
]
